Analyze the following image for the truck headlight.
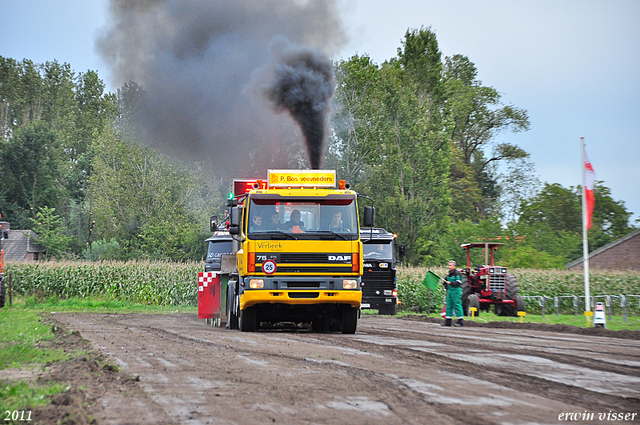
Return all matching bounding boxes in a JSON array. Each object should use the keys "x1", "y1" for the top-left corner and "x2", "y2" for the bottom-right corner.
[
  {"x1": 379, "y1": 263, "x2": 388, "y2": 268},
  {"x1": 384, "y1": 290, "x2": 392, "y2": 296},
  {"x1": 342, "y1": 279, "x2": 358, "y2": 289},
  {"x1": 249, "y1": 279, "x2": 264, "y2": 289}
]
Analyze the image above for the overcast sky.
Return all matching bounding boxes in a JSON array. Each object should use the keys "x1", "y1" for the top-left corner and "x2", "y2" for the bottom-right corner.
[{"x1": 1, "y1": 0, "x2": 639, "y2": 221}]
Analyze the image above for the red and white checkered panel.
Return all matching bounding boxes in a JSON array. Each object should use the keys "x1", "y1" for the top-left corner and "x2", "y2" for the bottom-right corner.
[{"x1": 198, "y1": 272, "x2": 217, "y2": 291}]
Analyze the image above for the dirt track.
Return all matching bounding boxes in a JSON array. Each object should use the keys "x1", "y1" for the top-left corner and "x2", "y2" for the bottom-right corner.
[{"x1": 47, "y1": 313, "x2": 640, "y2": 424}]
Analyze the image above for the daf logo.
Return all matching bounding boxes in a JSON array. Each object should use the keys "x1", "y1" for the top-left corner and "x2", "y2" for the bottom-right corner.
[{"x1": 328, "y1": 255, "x2": 351, "y2": 262}]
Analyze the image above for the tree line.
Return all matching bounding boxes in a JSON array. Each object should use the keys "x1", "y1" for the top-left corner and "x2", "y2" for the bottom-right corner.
[{"x1": 0, "y1": 27, "x2": 635, "y2": 266}]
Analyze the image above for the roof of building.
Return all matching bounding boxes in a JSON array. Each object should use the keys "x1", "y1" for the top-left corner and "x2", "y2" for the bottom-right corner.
[
  {"x1": 1, "y1": 229, "x2": 46, "y2": 262},
  {"x1": 565, "y1": 228, "x2": 640, "y2": 269}
]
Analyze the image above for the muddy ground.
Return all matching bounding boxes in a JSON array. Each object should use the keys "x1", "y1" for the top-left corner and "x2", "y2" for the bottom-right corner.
[{"x1": 11, "y1": 313, "x2": 640, "y2": 424}]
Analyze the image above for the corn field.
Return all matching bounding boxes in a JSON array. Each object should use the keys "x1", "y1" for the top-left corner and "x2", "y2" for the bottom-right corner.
[
  {"x1": 6, "y1": 261, "x2": 201, "y2": 306},
  {"x1": 396, "y1": 266, "x2": 640, "y2": 315},
  {"x1": 5, "y1": 262, "x2": 640, "y2": 314}
]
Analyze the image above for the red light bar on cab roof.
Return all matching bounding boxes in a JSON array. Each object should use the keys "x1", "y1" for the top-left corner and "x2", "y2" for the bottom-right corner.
[{"x1": 233, "y1": 179, "x2": 267, "y2": 197}]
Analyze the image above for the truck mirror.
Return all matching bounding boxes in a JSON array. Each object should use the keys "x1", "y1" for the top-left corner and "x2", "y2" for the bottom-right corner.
[
  {"x1": 229, "y1": 225, "x2": 240, "y2": 235},
  {"x1": 363, "y1": 206, "x2": 375, "y2": 227},
  {"x1": 210, "y1": 215, "x2": 218, "y2": 233},
  {"x1": 230, "y1": 207, "x2": 241, "y2": 227},
  {"x1": 399, "y1": 244, "x2": 406, "y2": 258}
]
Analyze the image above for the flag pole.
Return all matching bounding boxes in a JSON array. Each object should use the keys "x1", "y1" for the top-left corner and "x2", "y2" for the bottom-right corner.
[{"x1": 581, "y1": 136, "x2": 591, "y2": 326}]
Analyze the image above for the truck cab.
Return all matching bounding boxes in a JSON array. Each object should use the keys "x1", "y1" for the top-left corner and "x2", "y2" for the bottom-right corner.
[
  {"x1": 204, "y1": 231, "x2": 233, "y2": 272},
  {"x1": 361, "y1": 228, "x2": 398, "y2": 315}
]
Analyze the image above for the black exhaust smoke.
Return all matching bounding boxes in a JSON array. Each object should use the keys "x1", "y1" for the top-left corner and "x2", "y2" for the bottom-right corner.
[
  {"x1": 97, "y1": 0, "x2": 345, "y2": 174},
  {"x1": 262, "y1": 39, "x2": 335, "y2": 170}
]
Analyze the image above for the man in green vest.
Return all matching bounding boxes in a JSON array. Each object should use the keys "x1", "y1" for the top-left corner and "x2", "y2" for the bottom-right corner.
[{"x1": 442, "y1": 260, "x2": 463, "y2": 327}]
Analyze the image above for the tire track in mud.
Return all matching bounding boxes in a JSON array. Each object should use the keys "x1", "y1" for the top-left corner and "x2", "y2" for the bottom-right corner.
[
  {"x1": 56, "y1": 313, "x2": 639, "y2": 424},
  {"x1": 329, "y1": 319, "x2": 640, "y2": 412},
  {"x1": 116, "y1": 315, "x2": 640, "y2": 414}
]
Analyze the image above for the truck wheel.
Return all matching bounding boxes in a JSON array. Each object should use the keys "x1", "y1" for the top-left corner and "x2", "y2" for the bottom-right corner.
[
  {"x1": 226, "y1": 283, "x2": 238, "y2": 330},
  {"x1": 378, "y1": 304, "x2": 398, "y2": 315},
  {"x1": 515, "y1": 295, "x2": 526, "y2": 316},
  {"x1": 0, "y1": 278, "x2": 5, "y2": 309},
  {"x1": 239, "y1": 306, "x2": 257, "y2": 332},
  {"x1": 461, "y1": 276, "x2": 470, "y2": 316},
  {"x1": 467, "y1": 294, "x2": 480, "y2": 317},
  {"x1": 342, "y1": 307, "x2": 358, "y2": 334}
]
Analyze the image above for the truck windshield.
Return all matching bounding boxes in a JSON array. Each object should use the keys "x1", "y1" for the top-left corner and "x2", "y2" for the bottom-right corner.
[
  {"x1": 248, "y1": 197, "x2": 358, "y2": 239},
  {"x1": 363, "y1": 242, "x2": 393, "y2": 260},
  {"x1": 206, "y1": 240, "x2": 233, "y2": 261}
]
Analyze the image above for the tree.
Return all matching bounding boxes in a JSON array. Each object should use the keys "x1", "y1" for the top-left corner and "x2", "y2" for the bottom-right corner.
[
  {"x1": 30, "y1": 206, "x2": 73, "y2": 259},
  {"x1": 512, "y1": 181, "x2": 635, "y2": 266},
  {"x1": 0, "y1": 122, "x2": 65, "y2": 228},
  {"x1": 443, "y1": 54, "x2": 530, "y2": 218},
  {"x1": 328, "y1": 54, "x2": 384, "y2": 185},
  {"x1": 89, "y1": 128, "x2": 208, "y2": 260}
]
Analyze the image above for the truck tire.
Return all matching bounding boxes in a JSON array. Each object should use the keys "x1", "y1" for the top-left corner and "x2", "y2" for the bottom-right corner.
[
  {"x1": 378, "y1": 303, "x2": 398, "y2": 315},
  {"x1": 226, "y1": 282, "x2": 238, "y2": 330},
  {"x1": 239, "y1": 306, "x2": 257, "y2": 332},
  {"x1": 515, "y1": 295, "x2": 526, "y2": 316},
  {"x1": 0, "y1": 278, "x2": 5, "y2": 309},
  {"x1": 467, "y1": 294, "x2": 480, "y2": 317},
  {"x1": 342, "y1": 307, "x2": 358, "y2": 334},
  {"x1": 460, "y1": 276, "x2": 470, "y2": 316}
]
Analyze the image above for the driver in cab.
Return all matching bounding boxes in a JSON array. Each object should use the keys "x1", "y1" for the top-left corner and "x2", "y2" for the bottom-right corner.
[{"x1": 283, "y1": 210, "x2": 306, "y2": 233}]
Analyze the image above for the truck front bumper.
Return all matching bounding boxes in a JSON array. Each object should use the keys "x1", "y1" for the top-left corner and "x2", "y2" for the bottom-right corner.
[{"x1": 239, "y1": 276, "x2": 362, "y2": 310}]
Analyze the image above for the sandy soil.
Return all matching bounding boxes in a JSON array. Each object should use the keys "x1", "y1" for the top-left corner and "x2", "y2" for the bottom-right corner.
[{"x1": 20, "y1": 313, "x2": 640, "y2": 424}]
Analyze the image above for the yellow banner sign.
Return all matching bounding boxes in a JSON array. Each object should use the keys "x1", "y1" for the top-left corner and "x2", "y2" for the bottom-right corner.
[{"x1": 268, "y1": 170, "x2": 336, "y2": 188}]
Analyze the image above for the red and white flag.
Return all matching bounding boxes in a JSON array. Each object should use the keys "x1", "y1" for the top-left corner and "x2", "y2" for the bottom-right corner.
[{"x1": 583, "y1": 147, "x2": 596, "y2": 229}]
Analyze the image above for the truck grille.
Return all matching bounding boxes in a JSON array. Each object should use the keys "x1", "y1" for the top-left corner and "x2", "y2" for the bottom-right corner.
[
  {"x1": 257, "y1": 252, "x2": 353, "y2": 274},
  {"x1": 279, "y1": 253, "x2": 345, "y2": 263},
  {"x1": 277, "y1": 266, "x2": 351, "y2": 273},
  {"x1": 362, "y1": 269, "x2": 395, "y2": 295},
  {"x1": 489, "y1": 274, "x2": 506, "y2": 291}
]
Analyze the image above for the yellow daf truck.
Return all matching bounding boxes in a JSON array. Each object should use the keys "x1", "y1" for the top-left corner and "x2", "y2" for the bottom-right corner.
[{"x1": 226, "y1": 169, "x2": 374, "y2": 333}]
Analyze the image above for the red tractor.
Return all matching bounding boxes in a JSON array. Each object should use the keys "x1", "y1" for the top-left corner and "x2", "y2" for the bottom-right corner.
[{"x1": 460, "y1": 242, "x2": 525, "y2": 317}]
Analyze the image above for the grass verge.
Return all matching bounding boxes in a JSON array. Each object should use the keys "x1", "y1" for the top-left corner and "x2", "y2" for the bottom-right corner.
[
  {"x1": 20, "y1": 295, "x2": 198, "y2": 314},
  {"x1": 462, "y1": 311, "x2": 640, "y2": 331},
  {"x1": 392, "y1": 309, "x2": 640, "y2": 331}
]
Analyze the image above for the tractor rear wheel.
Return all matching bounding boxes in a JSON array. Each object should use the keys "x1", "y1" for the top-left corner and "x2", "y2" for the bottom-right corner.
[
  {"x1": 467, "y1": 294, "x2": 480, "y2": 317},
  {"x1": 500, "y1": 273, "x2": 520, "y2": 316},
  {"x1": 505, "y1": 273, "x2": 519, "y2": 299},
  {"x1": 515, "y1": 295, "x2": 526, "y2": 316},
  {"x1": 461, "y1": 276, "x2": 470, "y2": 316}
]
